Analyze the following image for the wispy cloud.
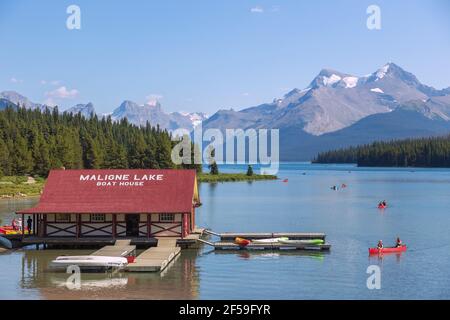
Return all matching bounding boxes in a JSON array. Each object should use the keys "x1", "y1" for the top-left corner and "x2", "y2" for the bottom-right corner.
[
  {"x1": 41, "y1": 79, "x2": 61, "y2": 86},
  {"x1": 45, "y1": 86, "x2": 79, "y2": 99},
  {"x1": 242, "y1": 92, "x2": 250, "y2": 96},
  {"x1": 271, "y1": 5, "x2": 281, "y2": 12},
  {"x1": 10, "y1": 77, "x2": 23, "y2": 84},
  {"x1": 250, "y1": 6, "x2": 264, "y2": 13}
]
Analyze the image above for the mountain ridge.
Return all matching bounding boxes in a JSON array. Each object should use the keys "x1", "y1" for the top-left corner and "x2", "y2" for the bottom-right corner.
[
  {"x1": 0, "y1": 91, "x2": 207, "y2": 131},
  {"x1": 3, "y1": 62, "x2": 450, "y2": 161},
  {"x1": 203, "y1": 62, "x2": 450, "y2": 137},
  {"x1": 201, "y1": 62, "x2": 450, "y2": 160}
]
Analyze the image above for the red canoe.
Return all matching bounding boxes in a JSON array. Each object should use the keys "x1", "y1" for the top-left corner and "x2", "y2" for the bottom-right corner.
[{"x1": 369, "y1": 245, "x2": 407, "y2": 255}]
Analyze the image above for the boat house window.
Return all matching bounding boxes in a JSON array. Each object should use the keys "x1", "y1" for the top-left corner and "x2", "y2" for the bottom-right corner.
[
  {"x1": 91, "y1": 214, "x2": 106, "y2": 222},
  {"x1": 159, "y1": 213, "x2": 175, "y2": 222},
  {"x1": 55, "y1": 214, "x2": 71, "y2": 222}
]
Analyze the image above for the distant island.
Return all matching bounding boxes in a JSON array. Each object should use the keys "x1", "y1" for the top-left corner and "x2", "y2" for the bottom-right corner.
[
  {"x1": 314, "y1": 135, "x2": 450, "y2": 167},
  {"x1": 197, "y1": 173, "x2": 277, "y2": 183}
]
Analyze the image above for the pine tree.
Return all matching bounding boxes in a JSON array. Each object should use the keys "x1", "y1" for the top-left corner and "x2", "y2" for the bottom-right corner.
[
  {"x1": 13, "y1": 135, "x2": 33, "y2": 175},
  {"x1": 104, "y1": 142, "x2": 128, "y2": 169},
  {"x1": 206, "y1": 145, "x2": 219, "y2": 175},
  {"x1": 209, "y1": 161, "x2": 219, "y2": 175},
  {"x1": 246, "y1": 165, "x2": 254, "y2": 176},
  {"x1": 81, "y1": 133, "x2": 102, "y2": 169},
  {"x1": 128, "y1": 133, "x2": 147, "y2": 168},
  {"x1": 0, "y1": 138, "x2": 9, "y2": 177},
  {"x1": 0, "y1": 106, "x2": 177, "y2": 176},
  {"x1": 31, "y1": 130, "x2": 51, "y2": 176}
]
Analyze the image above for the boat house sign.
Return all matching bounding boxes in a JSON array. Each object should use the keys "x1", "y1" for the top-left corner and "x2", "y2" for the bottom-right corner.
[{"x1": 80, "y1": 173, "x2": 164, "y2": 187}]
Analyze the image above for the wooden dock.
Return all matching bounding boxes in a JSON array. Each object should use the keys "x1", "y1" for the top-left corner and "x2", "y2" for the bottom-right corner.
[
  {"x1": 126, "y1": 238, "x2": 181, "y2": 272},
  {"x1": 90, "y1": 240, "x2": 136, "y2": 257}
]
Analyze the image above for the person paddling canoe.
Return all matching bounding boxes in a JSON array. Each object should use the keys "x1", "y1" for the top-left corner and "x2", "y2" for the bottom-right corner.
[
  {"x1": 395, "y1": 237, "x2": 403, "y2": 247},
  {"x1": 377, "y1": 240, "x2": 383, "y2": 250},
  {"x1": 378, "y1": 201, "x2": 387, "y2": 209}
]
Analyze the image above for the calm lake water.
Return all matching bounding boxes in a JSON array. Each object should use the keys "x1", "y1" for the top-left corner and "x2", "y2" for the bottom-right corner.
[{"x1": 2, "y1": 163, "x2": 450, "y2": 299}]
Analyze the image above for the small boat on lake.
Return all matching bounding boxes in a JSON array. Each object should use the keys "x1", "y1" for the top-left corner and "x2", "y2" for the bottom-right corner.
[
  {"x1": 252, "y1": 237, "x2": 289, "y2": 244},
  {"x1": 368, "y1": 245, "x2": 407, "y2": 255},
  {"x1": 50, "y1": 255, "x2": 128, "y2": 271}
]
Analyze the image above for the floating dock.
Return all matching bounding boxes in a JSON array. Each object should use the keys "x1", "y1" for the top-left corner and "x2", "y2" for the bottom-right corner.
[
  {"x1": 126, "y1": 238, "x2": 181, "y2": 272},
  {"x1": 199, "y1": 239, "x2": 330, "y2": 251},
  {"x1": 200, "y1": 230, "x2": 331, "y2": 251},
  {"x1": 204, "y1": 231, "x2": 326, "y2": 241}
]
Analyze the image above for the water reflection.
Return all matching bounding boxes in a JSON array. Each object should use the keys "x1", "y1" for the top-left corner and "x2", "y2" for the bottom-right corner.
[
  {"x1": 20, "y1": 249, "x2": 201, "y2": 299},
  {"x1": 369, "y1": 252, "x2": 404, "y2": 263},
  {"x1": 212, "y1": 250, "x2": 328, "y2": 262},
  {"x1": 50, "y1": 273, "x2": 129, "y2": 289}
]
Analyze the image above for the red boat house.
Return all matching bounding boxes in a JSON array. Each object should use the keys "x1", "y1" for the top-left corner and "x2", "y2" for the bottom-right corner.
[{"x1": 17, "y1": 169, "x2": 200, "y2": 241}]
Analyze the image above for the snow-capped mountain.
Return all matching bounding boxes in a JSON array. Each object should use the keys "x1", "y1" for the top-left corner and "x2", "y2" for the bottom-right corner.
[
  {"x1": 0, "y1": 91, "x2": 52, "y2": 111},
  {"x1": 0, "y1": 98, "x2": 14, "y2": 110},
  {"x1": 65, "y1": 102, "x2": 95, "y2": 118},
  {"x1": 176, "y1": 112, "x2": 208, "y2": 128},
  {"x1": 110, "y1": 100, "x2": 207, "y2": 131},
  {"x1": 203, "y1": 63, "x2": 450, "y2": 135},
  {"x1": 202, "y1": 63, "x2": 450, "y2": 159},
  {"x1": 0, "y1": 91, "x2": 207, "y2": 131}
]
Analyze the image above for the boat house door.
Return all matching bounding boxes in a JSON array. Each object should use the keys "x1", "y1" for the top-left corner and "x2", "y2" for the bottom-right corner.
[{"x1": 125, "y1": 214, "x2": 140, "y2": 237}]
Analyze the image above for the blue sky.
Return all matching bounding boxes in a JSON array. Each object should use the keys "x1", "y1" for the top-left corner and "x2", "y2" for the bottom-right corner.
[{"x1": 1, "y1": 0, "x2": 450, "y2": 114}]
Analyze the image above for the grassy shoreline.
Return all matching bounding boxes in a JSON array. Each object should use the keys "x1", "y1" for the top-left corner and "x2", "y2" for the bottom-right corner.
[
  {"x1": 0, "y1": 176, "x2": 45, "y2": 199},
  {"x1": 1, "y1": 172, "x2": 278, "y2": 199},
  {"x1": 197, "y1": 173, "x2": 277, "y2": 183}
]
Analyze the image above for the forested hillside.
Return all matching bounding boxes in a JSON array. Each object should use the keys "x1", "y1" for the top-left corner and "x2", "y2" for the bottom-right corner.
[
  {"x1": 0, "y1": 106, "x2": 200, "y2": 177},
  {"x1": 314, "y1": 136, "x2": 450, "y2": 167}
]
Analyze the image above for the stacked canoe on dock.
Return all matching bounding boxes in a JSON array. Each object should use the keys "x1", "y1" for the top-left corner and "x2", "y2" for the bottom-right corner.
[{"x1": 200, "y1": 231, "x2": 331, "y2": 251}]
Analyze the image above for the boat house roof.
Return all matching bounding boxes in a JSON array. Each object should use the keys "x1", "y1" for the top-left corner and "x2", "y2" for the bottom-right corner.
[{"x1": 18, "y1": 169, "x2": 199, "y2": 214}]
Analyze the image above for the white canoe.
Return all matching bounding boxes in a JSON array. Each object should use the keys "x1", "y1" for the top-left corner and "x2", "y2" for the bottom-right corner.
[
  {"x1": 252, "y1": 237, "x2": 289, "y2": 244},
  {"x1": 50, "y1": 255, "x2": 128, "y2": 271},
  {"x1": 279, "y1": 239, "x2": 324, "y2": 245}
]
